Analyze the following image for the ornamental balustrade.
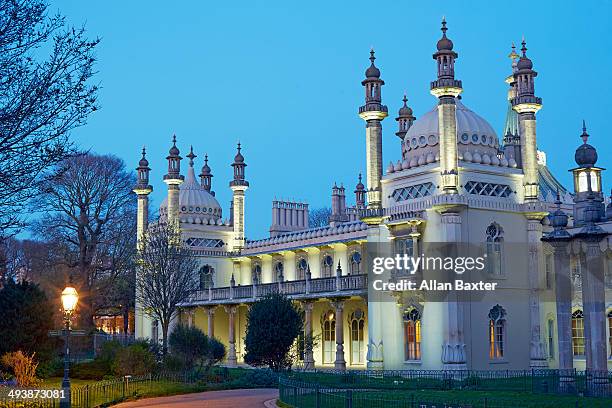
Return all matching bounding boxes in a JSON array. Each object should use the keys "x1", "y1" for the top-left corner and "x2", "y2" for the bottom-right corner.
[{"x1": 182, "y1": 274, "x2": 367, "y2": 305}]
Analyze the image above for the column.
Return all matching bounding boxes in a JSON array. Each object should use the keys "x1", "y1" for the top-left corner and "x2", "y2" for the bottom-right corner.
[
  {"x1": 331, "y1": 299, "x2": 346, "y2": 370},
  {"x1": 517, "y1": 111, "x2": 539, "y2": 201},
  {"x1": 581, "y1": 238, "x2": 607, "y2": 372},
  {"x1": 527, "y1": 216, "x2": 547, "y2": 367},
  {"x1": 437, "y1": 96, "x2": 459, "y2": 194},
  {"x1": 206, "y1": 306, "x2": 215, "y2": 338},
  {"x1": 439, "y1": 209, "x2": 466, "y2": 370},
  {"x1": 225, "y1": 305, "x2": 238, "y2": 366},
  {"x1": 302, "y1": 301, "x2": 315, "y2": 370}
]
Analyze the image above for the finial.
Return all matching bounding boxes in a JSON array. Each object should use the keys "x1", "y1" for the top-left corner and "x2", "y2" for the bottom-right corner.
[
  {"x1": 172, "y1": 134, "x2": 177, "y2": 145},
  {"x1": 441, "y1": 16, "x2": 448, "y2": 36},
  {"x1": 555, "y1": 188, "x2": 562, "y2": 206},
  {"x1": 369, "y1": 48, "x2": 376, "y2": 64},
  {"x1": 358, "y1": 173, "x2": 362, "y2": 183},
  {"x1": 581, "y1": 120, "x2": 589, "y2": 144},
  {"x1": 521, "y1": 37, "x2": 527, "y2": 57},
  {"x1": 402, "y1": 93, "x2": 408, "y2": 106},
  {"x1": 204, "y1": 153, "x2": 209, "y2": 165},
  {"x1": 237, "y1": 141, "x2": 241, "y2": 152},
  {"x1": 187, "y1": 145, "x2": 196, "y2": 166},
  {"x1": 141, "y1": 146, "x2": 146, "y2": 158},
  {"x1": 509, "y1": 42, "x2": 519, "y2": 60}
]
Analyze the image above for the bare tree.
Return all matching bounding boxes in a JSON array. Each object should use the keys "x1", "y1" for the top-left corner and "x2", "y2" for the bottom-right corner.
[
  {"x1": 33, "y1": 152, "x2": 136, "y2": 329},
  {"x1": 0, "y1": 0, "x2": 99, "y2": 236},
  {"x1": 136, "y1": 223, "x2": 199, "y2": 354},
  {"x1": 308, "y1": 207, "x2": 331, "y2": 228}
]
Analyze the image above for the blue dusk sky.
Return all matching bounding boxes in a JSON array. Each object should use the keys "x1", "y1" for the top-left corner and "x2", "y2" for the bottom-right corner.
[{"x1": 56, "y1": 1, "x2": 612, "y2": 239}]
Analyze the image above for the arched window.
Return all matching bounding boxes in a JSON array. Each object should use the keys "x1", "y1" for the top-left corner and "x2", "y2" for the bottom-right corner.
[
  {"x1": 547, "y1": 318, "x2": 555, "y2": 359},
  {"x1": 350, "y1": 251, "x2": 361, "y2": 275},
  {"x1": 274, "y1": 261, "x2": 284, "y2": 282},
  {"x1": 321, "y1": 254, "x2": 334, "y2": 278},
  {"x1": 321, "y1": 310, "x2": 336, "y2": 365},
  {"x1": 252, "y1": 264, "x2": 262, "y2": 284},
  {"x1": 488, "y1": 304, "x2": 506, "y2": 359},
  {"x1": 403, "y1": 307, "x2": 421, "y2": 361},
  {"x1": 296, "y1": 257, "x2": 308, "y2": 280},
  {"x1": 199, "y1": 265, "x2": 214, "y2": 290},
  {"x1": 349, "y1": 309, "x2": 365, "y2": 365},
  {"x1": 572, "y1": 310, "x2": 585, "y2": 356},
  {"x1": 486, "y1": 223, "x2": 504, "y2": 276}
]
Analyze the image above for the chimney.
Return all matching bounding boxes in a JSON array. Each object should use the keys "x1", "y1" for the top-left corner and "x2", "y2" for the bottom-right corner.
[
  {"x1": 329, "y1": 183, "x2": 349, "y2": 226},
  {"x1": 270, "y1": 199, "x2": 310, "y2": 237}
]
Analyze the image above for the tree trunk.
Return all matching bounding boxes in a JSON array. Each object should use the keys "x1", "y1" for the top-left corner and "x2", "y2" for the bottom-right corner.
[{"x1": 161, "y1": 320, "x2": 169, "y2": 356}]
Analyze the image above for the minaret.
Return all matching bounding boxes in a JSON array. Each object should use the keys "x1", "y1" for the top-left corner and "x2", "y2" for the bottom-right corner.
[
  {"x1": 502, "y1": 43, "x2": 522, "y2": 167},
  {"x1": 230, "y1": 142, "x2": 249, "y2": 250},
  {"x1": 354, "y1": 174, "x2": 366, "y2": 210},
  {"x1": 163, "y1": 135, "x2": 184, "y2": 228},
  {"x1": 199, "y1": 153, "x2": 214, "y2": 196},
  {"x1": 511, "y1": 39, "x2": 542, "y2": 202},
  {"x1": 133, "y1": 147, "x2": 153, "y2": 248},
  {"x1": 358, "y1": 49, "x2": 388, "y2": 215},
  {"x1": 133, "y1": 147, "x2": 152, "y2": 340},
  {"x1": 430, "y1": 18, "x2": 462, "y2": 194},
  {"x1": 395, "y1": 94, "x2": 415, "y2": 140}
]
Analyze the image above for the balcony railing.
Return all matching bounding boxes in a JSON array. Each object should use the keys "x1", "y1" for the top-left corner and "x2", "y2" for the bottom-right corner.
[{"x1": 182, "y1": 274, "x2": 368, "y2": 305}]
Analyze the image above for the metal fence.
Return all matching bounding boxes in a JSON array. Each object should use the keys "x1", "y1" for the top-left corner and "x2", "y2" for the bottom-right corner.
[
  {"x1": 0, "y1": 372, "x2": 202, "y2": 408},
  {"x1": 289, "y1": 369, "x2": 612, "y2": 398},
  {"x1": 279, "y1": 376, "x2": 612, "y2": 408}
]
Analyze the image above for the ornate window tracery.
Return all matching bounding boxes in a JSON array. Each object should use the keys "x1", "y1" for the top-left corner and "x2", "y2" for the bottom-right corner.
[
  {"x1": 488, "y1": 305, "x2": 506, "y2": 360},
  {"x1": 199, "y1": 265, "x2": 214, "y2": 290},
  {"x1": 296, "y1": 257, "x2": 308, "y2": 280},
  {"x1": 391, "y1": 183, "x2": 435, "y2": 201},
  {"x1": 403, "y1": 307, "x2": 422, "y2": 361},
  {"x1": 486, "y1": 223, "x2": 504, "y2": 276},
  {"x1": 349, "y1": 309, "x2": 365, "y2": 365},
  {"x1": 572, "y1": 310, "x2": 585, "y2": 356},
  {"x1": 464, "y1": 181, "x2": 512, "y2": 198},
  {"x1": 350, "y1": 251, "x2": 361, "y2": 275},
  {"x1": 321, "y1": 310, "x2": 336, "y2": 365},
  {"x1": 321, "y1": 254, "x2": 334, "y2": 278}
]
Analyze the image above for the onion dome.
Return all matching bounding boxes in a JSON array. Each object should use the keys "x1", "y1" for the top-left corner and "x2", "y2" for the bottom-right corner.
[
  {"x1": 355, "y1": 173, "x2": 365, "y2": 191},
  {"x1": 169, "y1": 134, "x2": 180, "y2": 156},
  {"x1": 575, "y1": 120, "x2": 598, "y2": 167},
  {"x1": 200, "y1": 154, "x2": 212, "y2": 176},
  {"x1": 234, "y1": 142, "x2": 245, "y2": 163},
  {"x1": 436, "y1": 17, "x2": 454, "y2": 51},
  {"x1": 550, "y1": 191, "x2": 569, "y2": 229},
  {"x1": 365, "y1": 49, "x2": 381, "y2": 79},
  {"x1": 138, "y1": 146, "x2": 149, "y2": 167},
  {"x1": 516, "y1": 40, "x2": 533, "y2": 71},
  {"x1": 398, "y1": 94, "x2": 413, "y2": 117}
]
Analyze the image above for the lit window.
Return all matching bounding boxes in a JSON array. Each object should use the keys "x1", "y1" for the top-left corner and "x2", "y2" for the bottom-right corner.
[
  {"x1": 350, "y1": 310, "x2": 365, "y2": 365},
  {"x1": 571, "y1": 310, "x2": 585, "y2": 357},
  {"x1": 403, "y1": 307, "x2": 422, "y2": 361},
  {"x1": 321, "y1": 310, "x2": 336, "y2": 365},
  {"x1": 488, "y1": 304, "x2": 506, "y2": 360},
  {"x1": 578, "y1": 171, "x2": 588, "y2": 192}
]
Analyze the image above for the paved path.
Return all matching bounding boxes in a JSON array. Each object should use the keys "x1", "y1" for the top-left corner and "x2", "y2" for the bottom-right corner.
[{"x1": 113, "y1": 388, "x2": 279, "y2": 408}]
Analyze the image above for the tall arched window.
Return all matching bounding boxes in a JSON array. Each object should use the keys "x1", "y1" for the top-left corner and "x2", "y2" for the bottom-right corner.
[
  {"x1": 486, "y1": 223, "x2": 504, "y2": 276},
  {"x1": 547, "y1": 318, "x2": 555, "y2": 359},
  {"x1": 350, "y1": 251, "x2": 361, "y2": 275},
  {"x1": 349, "y1": 309, "x2": 365, "y2": 365},
  {"x1": 274, "y1": 261, "x2": 284, "y2": 282},
  {"x1": 395, "y1": 238, "x2": 414, "y2": 257},
  {"x1": 252, "y1": 264, "x2": 262, "y2": 284},
  {"x1": 488, "y1": 304, "x2": 506, "y2": 359},
  {"x1": 572, "y1": 310, "x2": 585, "y2": 356},
  {"x1": 199, "y1": 265, "x2": 214, "y2": 290},
  {"x1": 403, "y1": 307, "x2": 422, "y2": 361},
  {"x1": 321, "y1": 310, "x2": 336, "y2": 365},
  {"x1": 321, "y1": 254, "x2": 334, "y2": 278},
  {"x1": 296, "y1": 257, "x2": 308, "y2": 280}
]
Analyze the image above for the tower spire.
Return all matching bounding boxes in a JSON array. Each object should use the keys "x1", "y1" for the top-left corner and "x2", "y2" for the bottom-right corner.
[
  {"x1": 186, "y1": 145, "x2": 196, "y2": 167},
  {"x1": 581, "y1": 120, "x2": 589, "y2": 143},
  {"x1": 395, "y1": 93, "x2": 415, "y2": 141}
]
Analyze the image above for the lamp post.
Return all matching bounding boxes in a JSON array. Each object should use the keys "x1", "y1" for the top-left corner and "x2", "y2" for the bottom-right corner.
[{"x1": 60, "y1": 286, "x2": 78, "y2": 408}]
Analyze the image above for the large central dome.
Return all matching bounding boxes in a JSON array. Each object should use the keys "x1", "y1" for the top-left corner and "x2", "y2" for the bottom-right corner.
[
  {"x1": 396, "y1": 100, "x2": 510, "y2": 170},
  {"x1": 160, "y1": 165, "x2": 223, "y2": 224}
]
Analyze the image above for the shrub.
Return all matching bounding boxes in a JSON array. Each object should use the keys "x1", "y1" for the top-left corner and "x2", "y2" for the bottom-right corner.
[
  {"x1": 244, "y1": 293, "x2": 303, "y2": 371},
  {"x1": 71, "y1": 359, "x2": 112, "y2": 380},
  {"x1": 235, "y1": 369, "x2": 278, "y2": 388},
  {"x1": 111, "y1": 343, "x2": 155, "y2": 376},
  {"x1": 169, "y1": 325, "x2": 225, "y2": 373},
  {"x1": 1, "y1": 351, "x2": 40, "y2": 386},
  {"x1": 97, "y1": 340, "x2": 123, "y2": 365},
  {"x1": 161, "y1": 353, "x2": 185, "y2": 373},
  {"x1": 35, "y1": 357, "x2": 63, "y2": 379}
]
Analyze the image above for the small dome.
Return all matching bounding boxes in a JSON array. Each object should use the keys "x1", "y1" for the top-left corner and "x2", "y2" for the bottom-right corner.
[
  {"x1": 399, "y1": 104, "x2": 413, "y2": 117},
  {"x1": 201, "y1": 154, "x2": 212, "y2": 175},
  {"x1": 365, "y1": 49, "x2": 380, "y2": 79},
  {"x1": 437, "y1": 36, "x2": 453, "y2": 51},
  {"x1": 234, "y1": 143, "x2": 244, "y2": 163},
  {"x1": 575, "y1": 123, "x2": 597, "y2": 167},
  {"x1": 517, "y1": 57, "x2": 533, "y2": 71},
  {"x1": 355, "y1": 174, "x2": 365, "y2": 190}
]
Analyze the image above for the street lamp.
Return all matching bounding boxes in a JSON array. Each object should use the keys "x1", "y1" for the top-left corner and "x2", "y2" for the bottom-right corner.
[{"x1": 60, "y1": 286, "x2": 78, "y2": 408}]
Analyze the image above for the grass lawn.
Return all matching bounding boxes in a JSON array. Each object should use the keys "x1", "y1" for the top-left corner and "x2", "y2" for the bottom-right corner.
[{"x1": 39, "y1": 377, "x2": 100, "y2": 389}]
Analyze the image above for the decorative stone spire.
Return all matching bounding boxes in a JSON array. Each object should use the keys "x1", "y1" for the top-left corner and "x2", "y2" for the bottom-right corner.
[
  {"x1": 358, "y1": 49, "x2": 388, "y2": 218},
  {"x1": 199, "y1": 153, "x2": 213, "y2": 193},
  {"x1": 512, "y1": 39, "x2": 541, "y2": 106},
  {"x1": 186, "y1": 145, "x2": 196, "y2": 167},
  {"x1": 395, "y1": 94, "x2": 415, "y2": 140},
  {"x1": 164, "y1": 135, "x2": 184, "y2": 181},
  {"x1": 135, "y1": 146, "x2": 152, "y2": 190},
  {"x1": 431, "y1": 17, "x2": 461, "y2": 90},
  {"x1": 354, "y1": 174, "x2": 366, "y2": 209},
  {"x1": 230, "y1": 142, "x2": 248, "y2": 186}
]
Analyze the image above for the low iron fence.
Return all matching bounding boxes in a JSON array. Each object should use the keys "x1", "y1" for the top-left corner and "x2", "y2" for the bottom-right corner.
[
  {"x1": 289, "y1": 369, "x2": 612, "y2": 398},
  {"x1": 279, "y1": 376, "x2": 612, "y2": 408}
]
